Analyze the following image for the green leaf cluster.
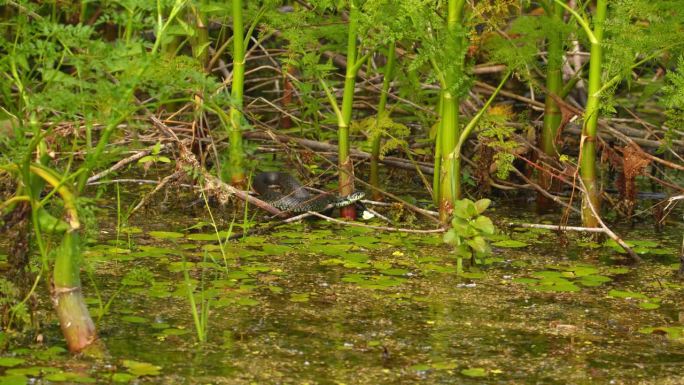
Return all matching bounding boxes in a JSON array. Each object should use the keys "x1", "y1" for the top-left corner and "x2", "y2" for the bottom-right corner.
[
  {"x1": 483, "y1": 10, "x2": 572, "y2": 83},
  {"x1": 443, "y1": 198, "x2": 495, "y2": 260},
  {"x1": 476, "y1": 106, "x2": 520, "y2": 180},
  {"x1": 352, "y1": 111, "x2": 410, "y2": 158},
  {"x1": 662, "y1": 56, "x2": 684, "y2": 151},
  {"x1": 0, "y1": 278, "x2": 31, "y2": 332}
]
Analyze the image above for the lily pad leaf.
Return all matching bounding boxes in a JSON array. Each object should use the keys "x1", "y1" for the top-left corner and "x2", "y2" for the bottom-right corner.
[
  {"x1": 0, "y1": 375, "x2": 28, "y2": 385},
  {"x1": 290, "y1": 293, "x2": 310, "y2": 302},
  {"x1": 639, "y1": 302, "x2": 660, "y2": 310},
  {"x1": 148, "y1": 231, "x2": 184, "y2": 239},
  {"x1": 607, "y1": 290, "x2": 647, "y2": 299},
  {"x1": 493, "y1": 240, "x2": 528, "y2": 248},
  {"x1": 379, "y1": 268, "x2": 409, "y2": 276},
  {"x1": 121, "y1": 315, "x2": 148, "y2": 324},
  {"x1": 111, "y1": 373, "x2": 136, "y2": 383},
  {"x1": 461, "y1": 368, "x2": 487, "y2": 377},
  {"x1": 0, "y1": 358, "x2": 25, "y2": 367},
  {"x1": 123, "y1": 360, "x2": 162, "y2": 377}
]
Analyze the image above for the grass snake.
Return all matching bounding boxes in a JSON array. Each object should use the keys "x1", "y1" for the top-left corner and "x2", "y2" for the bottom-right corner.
[{"x1": 253, "y1": 172, "x2": 365, "y2": 213}]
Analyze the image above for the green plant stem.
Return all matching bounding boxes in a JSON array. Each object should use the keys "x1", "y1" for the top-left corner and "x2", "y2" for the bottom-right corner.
[
  {"x1": 25, "y1": 164, "x2": 99, "y2": 353},
  {"x1": 436, "y1": 0, "x2": 466, "y2": 223},
  {"x1": 152, "y1": 0, "x2": 188, "y2": 55},
  {"x1": 228, "y1": 0, "x2": 246, "y2": 186},
  {"x1": 182, "y1": 255, "x2": 206, "y2": 343},
  {"x1": 337, "y1": 0, "x2": 361, "y2": 219},
  {"x1": 439, "y1": 90, "x2": 459, "y2": 222},
  {"x1": 552, "y1": 0, "x2": 597, "y2": 44},
  {"x1": 370, "y1": 41, "x2": 396, "y2": 200},
  {"x1": 194, "y1": 0, "x2": 209, "y2": 68},
  {"x1": 538, "y1": 1, "x2": 564, "y2": 210},
  {"x1": 580, "y1": 0, "x2": 607, "y2": 227},
  {"x1": 454, "y1": 72, "x2": 511, "y2": 164},
  {"x1": 433, "y1": 94, "x2": 444, "y2": 206}
]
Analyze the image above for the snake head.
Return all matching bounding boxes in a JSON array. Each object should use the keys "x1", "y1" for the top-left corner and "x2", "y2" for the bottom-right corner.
[{"x1": 348, "y1": 191, "x2": 366, "y2": 201}]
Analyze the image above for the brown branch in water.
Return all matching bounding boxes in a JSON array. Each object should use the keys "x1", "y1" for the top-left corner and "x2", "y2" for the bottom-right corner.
[
  {"x1": 86, "y1": 142, "x2": 177, "y2": 184},
  {"x1": 508, "y1": 167, "x2": 580, "y2": 214},
  {"x1": 508, "y1": 223, "x2": 605, "y2": 233},
  {"x1": 474, "y1": 80, "x2": 545, "y2": 109},
  {"x1": 577, "y1": 178, "x2": 641, "y2": 263},
  {"x1": 308, "y1": 211, "x2": 445, "y2": 234},
  {"x1": 130, "y1": 170, "x2": 185, "y2": 215}
]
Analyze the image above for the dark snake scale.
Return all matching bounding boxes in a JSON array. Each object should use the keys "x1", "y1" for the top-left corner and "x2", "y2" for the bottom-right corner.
[{"x1": 253, "y1": 172, "x2": 365, "y2": 213}]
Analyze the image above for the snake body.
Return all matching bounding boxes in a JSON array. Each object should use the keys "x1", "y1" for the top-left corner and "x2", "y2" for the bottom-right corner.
[{"x1": 253, "y1": 172, "x2": 365, "y2": 213}]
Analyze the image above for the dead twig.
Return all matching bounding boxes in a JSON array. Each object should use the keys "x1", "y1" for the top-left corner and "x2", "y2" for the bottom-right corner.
[
  {"x1": 308, "y1": 211, "x2": 445, "y2": 234},
  {"x1": 578, "y1": 178, "x2": 641, "y2": 263},
  {"x1": 508, "y1": 223, "x2": 606, "y2": 233},
  {"x1": 86, "y1": 142, "x2": 176, "y2": 184}
]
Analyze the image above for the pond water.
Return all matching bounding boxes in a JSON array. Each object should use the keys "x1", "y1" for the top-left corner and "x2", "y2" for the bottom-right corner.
[{"x1": 1, "y1": 192, "x2": 683, "y2": 384}]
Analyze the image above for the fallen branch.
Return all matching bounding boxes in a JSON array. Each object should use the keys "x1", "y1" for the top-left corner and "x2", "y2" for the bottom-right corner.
[
  {"x1": 130, "y1": 170, "x2": 185, "y2": 215},
  {"x1": 86, "y1": 142, "x2": 177, "y2": 184},
  {"x1": 508, "y1": 220, "x2": 641, "y2": 263},
  {"x1": 509, "y1": 223, "x2": 605, "y2": 233},
  {"x1": 579, "y1": 179, "x2": 641, "y2": 263},
  {"x1": 308, "y1": 211, "x2": 445, "y2": 234}
]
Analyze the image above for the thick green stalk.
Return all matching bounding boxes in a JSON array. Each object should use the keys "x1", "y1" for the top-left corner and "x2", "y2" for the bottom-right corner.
[
  {"x1": 537, "y1": 1, "x2": 564, "y2": 211},
  {"x1": 229, "y1": 0, "x2": 246, "y2": 186},
  {"x1": 337, "y1": 0, "x2": 360, "y2": 219},
  {"x1": 53, "y1": 230, "x2": 98, "y2": 353},
  {"x1": 580, "y1": 0, "x2": 606, "y2": 227},
  {"x1": 22, "y1": 164, "x2": 99, "y2": 353},
  {"x1": 195, "y1": 0, "x2": 209, "y2": 69},
  {"x1": 432, "y1": 94, "x2": 444, "y2": 206},
  {"x1": 439, "y1": 91, "x2": 459, "y2": 222},
  {"x1": 437, "y1": 0, "x2": 466, "y2": 222},
  {"x1": 370, "y1": 41, "x2": 396, "y2": 200}
]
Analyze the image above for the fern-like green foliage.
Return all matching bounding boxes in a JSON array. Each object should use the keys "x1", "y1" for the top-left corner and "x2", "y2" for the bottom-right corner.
[
  {"x1": 482, "y1": 3, "x2": 574, "y2": 85},
  {"x1": 476, "y1": 105, "x2": 521, "y2": 180},
  {"x1": 600, "y1": 0, "x2": 684, "y2": 114},
  {"x1": 605, "y1": 0, "x2": 684, "y2": 80},
  {"x1": 351, "y1": 111, "x2": 410, "y2": 157},
  {"x1": 0, "y1": 0, "x2": 232, "y2": 163},
  {"x1": 0, "y1": 278, "x2": 31, "y2": 332},
  {"x1": 662, "y1": 56, "x2": 684, "y2": 151}
]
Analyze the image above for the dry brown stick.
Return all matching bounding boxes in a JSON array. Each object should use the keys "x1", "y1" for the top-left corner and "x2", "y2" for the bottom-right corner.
[
  {"x1": 622, "y1": 108, "x2": 684, "y2": 161},
  {"x1": 509, "y1": 167, "x2": 580, "y2": 214},
  {"x1": 126, "y1": 116, "x2": 289, "y2": 218},
  {"x1": 643, "y1": 172, "x2": 684, "y2": 194},
  {"x1": 130, "y1": 170, "x2": 184, "y2": 215},
  {"x1": 86, "y1": 142, "x2": 176, "y2": 184},
  {"x1": 563, "y1": 126, "x2": 677, "y2": 151},
  {"x1": 199, "y1": 169, "x2": 286, "y2": 218},
  {"x1": 474, "y1": 81, "x2": 545, "y2": 109},
  {"x1": 509, "y1": 223, "x2": 605, "y2": 233},
  {"x1": 308, "y1": 211, "x2": 445, "y2": 233},
  {"x1": 576, "y1": 177, "x2": 641, "y2": 263}
]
